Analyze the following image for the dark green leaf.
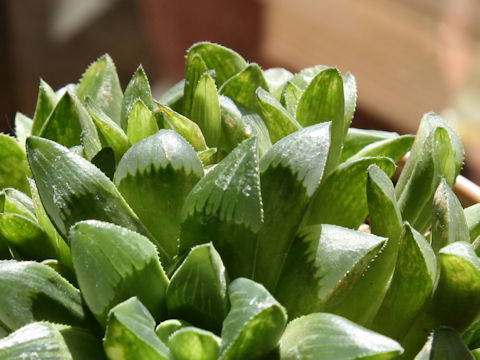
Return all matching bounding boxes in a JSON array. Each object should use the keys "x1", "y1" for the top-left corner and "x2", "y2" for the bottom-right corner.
[
  {"x1": 191, "y1": 72, "x2": 221, "y2": 147},
  {"x1": 348, "y1": 134, "x2": 414, "y2": 163},
  {"x1": 91, "y1": 147, "x2": 115, "y2": 180},
  {"x1": 253, "y1": 123, "x2": 331, "y2": 291},
  {"x1": 0, "y1": 260, "x2": 87, "y2": 332},
  {"x1": 114, "y1": 129, "x2": 203, "y2": 261},
  {"x1": 77, "y1": 54, "x2": 123, "y2": 124},
  {"x1": 14, "y1": 112, "x2": 32, "y2": 150},
  {"x1": 303, "y1": 156, "x2": 396, "y2": 229},
  {"x1": 180, "y1": 137, "x2": 262, "y2": 278},
  {"x1": 263, "y1": 67, "x2": 293, "y2": 101},
  {"x1": 280, "y1": 313, "x2": 403, "y2": 360},
  {"x1": 32, "y1": 79, "x2": 57, "y2": 136},
  {"x1": 0, "y1": 134, "x2": 30, "y2": 194},
  {"x1": 38, "y1": 91, "x2": 102, "y2": 160},
  {"x1": 256, "y1": 87, "x2": 301, "y2": 143},
  {"x1": 158, "y1": 78, "x2": 185, "y2": 113},
  {"x1": 219, "y1": 278, "x2": 287, "y2": 360},
  {"x1": 184, "y1": 54, "x2": 208, "y2": 118},
  {"x1": 166, "y1": 243, "x2": 228, "y2": 333},
  {"x1": 341, "y1": 128, "x2": 399, "y2": 162},
  {"x1": 415, "y1": 327, "x2": 474, "y2": 360},
  {"x1": 126, "y1": 100, "x2": 159, "y2": 145},
  {"x1": 26, "y1": 136, "x2": 151, "y2": 242},
  {"x1": 54, "y1": 324, "x2": 105, "y2": 360},
  {"x1": 169, "y1": 327, "x2": 221, "y2": 360},
  {"x1": 70, "y1": 221, "x2": 169, "y2": 326},
  {"x1": 121, "y1": 66, "x2": 154, "y2": 130},
  {"x1": 104, "y1": 297, "x2": 170, "y2": 360}
]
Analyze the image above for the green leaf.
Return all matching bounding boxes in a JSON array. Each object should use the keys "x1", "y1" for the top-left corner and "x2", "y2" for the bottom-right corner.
[
  {"x1": 14, "y1": 112, "x2": 32, "y2": 150},
  {"x1": 156, "y1": 102, "x2": 208, "y2": 151},
  {"x1": 263, "y1": 68, "x2": 293, "y2": 101},
  {"x1": 91, "y1": 147, "x2": 116, "y2": 180},
  {"x1": 431, "y1": 179, "x2": 470, "y2": 253},
  {"x1": 0, "y1": 260, "x2": 87, "y2": 332},
  {"x1": 255, "y1": 87, "x2": 301, "y2": 143},
  {"x1": 158, "y1": 78, "x2": 185, "y2": 113},
  {"x1": 372, "y1": 223, "x2": 437, "y2": 339},
  {"x1": 70, "y1": 220, "x2": 169, "y2": 327},
  {"x1": 1, "y1": 187, "x2": 36, "y2": 221},
  {"x1": 155, "y1": 319, "x2": 190, "y2": 343},
  {"x1": 114, "y1": 129, "x2": 203, "y2": 261},
  {"x1": 0, "y1": 213, "x2": 57, "y2": 261},
  {"x1": 186, "y1": 42, "x2": 247, "y2": 87},
  {"x1": 341, "y1": 128, "x2": 399, "y2": 162},
  {"x1": 180, "y1": 137, "x2": 262, "y2": 278},
  {"x1": 242, "y1": 112, "x2": 272, "y2": 156},
  {"x1": 218, "y1": 95, "x2": 252, "y2": 157},
  {"x1": 38, "y1": 91, "x2": 102, "y2": 160},
  {"x1": 26, "y1": 136, "x2": 150, "y2": 242},
  {"x1": 85, "y1": 96, "x2": 130, "y2": 162},
  {"x1": 0, "y1": 134, "x2": 30, "y2": 194},
  {"x1": 0, "y1": 322, "x2": 72, "y2": 360},
  {"x1": 396, "y1": 113, "x2": 464, "y2": 233},
  {"x1": 342, "y1": 72, "x2": 357, "y2": 137},
  {"x1": 77, "y1": 54, "x2": 123, "y2": 124},
  {"x1": 465, "y1": 203, "x2": 480, "y2": 244},
  {"x1": 104, "y1": 297, "x2": 170, "y2": 360},
  {"x1": 126, "y1": 100, "x2": 159, "y2": 145},
  {"x1": 191, "y1": 72, "x2": 222, "y2": 147},
  {"x1": 169, "y1": 327, "x2": 221, "y2": 360},
  {"x1": 303, "y1": 156, "x2": 396, "y2": 229},
  {"x1": 296, "y1": 68, "x2": 345, "y2": 172},
  {"x1": 219, "y1": 63, "x2": 268, "y2": 112},
  {"x1": 415, "y1": 327, "x2": 474, "y2": 360},
  {"x1": 166, "y1": 243, "x2": 228, "y2": 333},
  {"x1": 253, "y1": 123, "x2": 331, "y2": 291},
  {"x1": 348, "y1": 134, "x2": 414, "y2": 163},
  {"x1": 275, "y1": 224, "x2": 386, "y2": 318},
  {"x1": 219, "y1": 278, "x2": 287, "y2": 360},
  {"x1": 121, "y1": 66, "x2": 154, "y2": 130},
  {"x1": 54, "y1": 325, "x2": 105, "y2": 360},
  {"x1": 280, "y1": 81, "x2": 302, "y2": 116},
  {"x1": 32, "y1": 79, "x2": 57, "y2": 136},
  {"x1": 184, "y1": 54, "x2": 208, "y2": 118},
  {"x1": 290, "y1": 65, "x2": 329, "y2": 90},
  {"x1": 198, "y1": 148, "x2": 217, "y2": 166},
  {"x1": 280, "y1": 313, "x2": 403, "y2": 360}
]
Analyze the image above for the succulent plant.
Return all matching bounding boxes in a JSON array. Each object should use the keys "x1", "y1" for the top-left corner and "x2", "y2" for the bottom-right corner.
[{"x1": 0, "y1": 42, "x2": 480, "y2": 359}]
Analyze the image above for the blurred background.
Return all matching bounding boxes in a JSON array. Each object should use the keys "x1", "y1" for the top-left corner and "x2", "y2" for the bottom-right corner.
[{"x1": 2, "y1": 0, "x2": 480, "y2": 180}]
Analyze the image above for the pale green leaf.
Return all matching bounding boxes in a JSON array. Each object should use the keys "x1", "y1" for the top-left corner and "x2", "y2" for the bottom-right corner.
[
  {"x1": 155, "y1": 319, "x2": 190, "y2": 343},
  {"x1": 168, "y1": 327, "x2": 221, "y2": 360},
  {"x1": 341, "y1": 128, "x2": 399, "y2": 162},
  {"x1": 14, "y1": 112, "x2": 32, "y2": 150},
  {"x1": 121, "y1": 66, "x2": 154, "y2": 130},
  {"x1": 32, "y1": 79, "x2": 57, "y2": 136},
  {"x1": 1, "y1": 187, "x2": 35, "y2": 221},
  {"x1": 0, "y1": 134, "x2": 30, "y2": 194},
  {"x1": 342, "y1": 72, "x2": 357, "y2": 137},
  {"x1": 348, "y1": 134, "x2": 414, "y2": 163},
  {"x1": 126, "y1": 100, "x2": 159, "y2": 145},
  {"x1": 280, "y1": 81, "x2": 302, "y2": 116},
  {"x1": 263, "y1": 67, "x2": 293, "y2": 101},
  {"x1": 158, "y1": 78, "x2": 184, "y2": 113},
  {"x1": 183, "y1": 54, "x2": 208, "y2": 118}
]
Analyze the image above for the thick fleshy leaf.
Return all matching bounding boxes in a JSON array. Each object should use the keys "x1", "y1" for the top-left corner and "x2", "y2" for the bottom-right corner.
[
  {"x1": 156, "y1": 102, "x2": 208, "y2": 151},
  {"x1": 32, "y1": 79, "x2": 57, "y2": 136},
  {"x1": 289, "y1": 65, "x2": 328, "y2": 90},
  {"x1": 465, "y1": 203, "x2": 480, "y2": 244},
  {"x1": 180, "y1": 137, "x2": 261, "y2": 278},
  {"x1": 0, "y1": 322, "x2": 72, "y2": 360},
  {"x1": 104, "y1": 297, "x2": 170, "y2": 360},
  {"x1": 155, "y1": 319, "x2": 190, "y2": 343},
  {"x1": 280, "y1": 81, "x2": 302, "y2": 116},
  {"x1": 0, "y1": 134, "x2": 30, "y2": 194},
  {"x1": 431, "y1": 241, "x2": 480, "y2": 331},
  {"x1": 275, "y1": 224, "x2": 386, "y2": 318},
  {"x1": 296, "y1": 68, "x2": 344, "y2": 172},
  {"x1": 169, "y1": 327, "x2": 221, "y2": 360},
  {"x1": 0, "y1": 260, "x2": 87, "y2": 332},
  {"x1": 77, "y1": 54, "x2": 123, "y2": 124},
  {"x1": 263, "y1": 67, "x2": 293, "y2": 101},
  {"x1": 431, "y1": 179, "x2": 469, "y2": 253},
  {"x1": 114, "y1": 130, "x2": 203, "y2": 261},
  {"x1": 242, "y1": 112, "x2": 272, "y2": 156},
  {"x1": 1, "y1": 187, "x2": 35, "y2": 220},
  {"x1": 166, "y1": 243, "x2": 228, "y2": 333},
  {"x1": 372, "y1": 223, "x2": 437, "y2": 339},
  {"x1": 256, "y1": 87, "x2": 301, "y2": 143},
  {"x1": 198, "y1": 148, "x2": 217, "y2": 166},
  {"x1": 85, "y1": 96, "x2": 130, "y2": 162},
  {"x1": 253, "y1": 123, "x2": 331, "y2": 291},
  {"x1": 219, "y1": 278, "x2": 287, "y2": 360},
  {"x1": 158, "y1": 78, "x2": 185, "y2": 113},
  {"x1": 343, "y1": 72, "x2": 357, "y2": 137},
  {"x1": 70, "y1": 221, "x2": 169, "y2": 326},
  {"x1": 14, "y1": 112, "x2": 32, "y2": 149},
  {"x1": 120, "y1": 66, "x2": 154, "y2": 130},
  {"x1": 91, "y1": 147, "x2": 116, "y2": 180},
  {"x1": 341, "y1": 128, "x2": 399, "y2": 162},
  {"x1": 219, "y1": 63, "x2": 268, "y2": 112},
  {"x1": 303, "y1": 156, "x2": 396, "y2": 229},
  {"x1": 415, "y1": 327, "x2": 474, "y2": 360},
  {"x1": 0, "y1": 213, "x2": 57, "y2": 261},
  {"x1": 280, "y1": 313, "x2": 403, "y2": 360},
  {"x1": 26, "y1": 136, "x2": 150, "y2": 242},
  {"x1": 348, "y1": 134, "x2": 414, "y2": 163},
  {"x1": 39, "y1": 91, "x2": 102, "y2": 160},
  {"x1": 191, "y1": 72, "x2": 221, "y2": 147},
  {"x1": 126, "y1": 100, "x2": 159, "y2": 145},
  {"x1": 186, "y1": 42, "x2": 247, "y2": 87},
  {"x1": 54, "y1": 324, "x2": 104, "y2": 360},
  {"x1": 395, "y1": 113, "x2": 464, "y2": 232},
  {"x1": 184, "y1": 54, "x2": 208, "y2": 118}
]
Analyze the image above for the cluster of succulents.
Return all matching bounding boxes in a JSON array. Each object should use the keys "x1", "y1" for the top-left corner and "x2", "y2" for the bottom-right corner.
[{"x1": 0, "y1": 42, "x2": 480, "y2": 359}]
